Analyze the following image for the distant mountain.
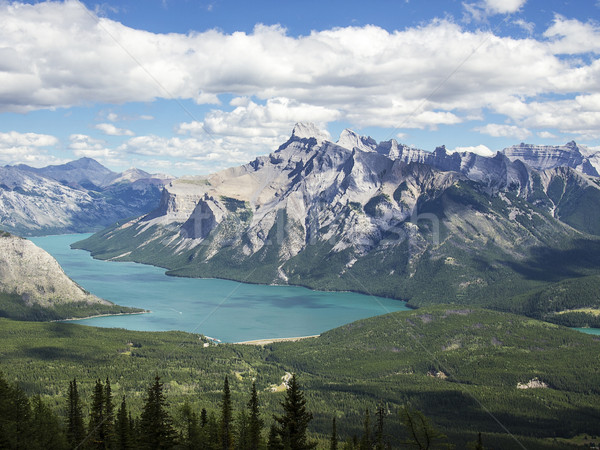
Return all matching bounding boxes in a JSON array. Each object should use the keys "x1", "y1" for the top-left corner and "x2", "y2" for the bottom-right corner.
[
  {"x1": 0, "y1": 158, "x2": 172, "y2": 236},
  {"x1": 75, "y1": 124, "x2": 600, "y2": 325},
  {"x1": 0, "y1": 231, "x2": 140, "y2": 320},
  {"x1": 502, "y1": 141, "x2": 600, "y2": 177}
]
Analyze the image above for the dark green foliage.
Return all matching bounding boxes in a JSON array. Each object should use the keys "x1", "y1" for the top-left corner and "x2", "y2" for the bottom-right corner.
[
  {"x1": 273, "y1": 374, "x2": 316, "y2": 450},
  {"x1": 179, "y1": 402, "x2": 202, "y2": 450},
  {"x1": 67, "y1": 378, "x2": 85, "y2": 448},
  {"x1": 393, "y1": 181, "x2": 409, "y2": 203},
  {"x1": 0, "y1": 372, "x2": 67, "y2": 449},
  {"x1": 399, "y1": 405, "x2": 452, "y2": 449},
  {"x1": 374, "y1": 402, "x2": 385, "y2": 450},
  {"x1": 219, "y1": 196, "x2": 252, "y2": 221},
  {"x1": 358, "y1": 409, "x2": 370, "y2": 450},
  {"x1": 139, "y1": 376, "x2": 176, "y2": 449},
  {"x1": 30, "y1": 394, "x2": 68, "y2": 449},
  {"x1": 116, "y1": 397, "x2": 133, "y2": 450},
  {"x1": 1, "y1": 309, "x2": 600, "y2": 448},
  {"x1": 267, "y1": 423, "x2": 282, "y2": 450},
  {"x1": 87, "y1": 379, "x2": 108, "y2": 449},
  {"x1": 330, "y1": 417, "x2": 338, "y2": 450},
  {"x1": 505, "y1": 274, "x2": 600, "y2": 327},
  {"x1": 363, "y1": 194, "x2": 391, "y2": 217},
  {"x1": 219, "y1": 376, "x2": 234, "y2": 450},
  {"x1": 104, "y1": 377, "x2": 115, "y2": 447},
  {"x1": 0, "y1": 290, "x2": 144, "y2": 322},
  {"x1": 247, "y1": 382, "x2": 264, "y2": 450},
  {"x1": 235, "y1": 409, "x2": 249, "y2": 450}
]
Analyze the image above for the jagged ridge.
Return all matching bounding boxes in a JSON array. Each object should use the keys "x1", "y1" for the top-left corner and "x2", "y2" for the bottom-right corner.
[
  {"x1": 74, "y1": 124, "x2": 600, "y2": 317},
  {"x1": 0, "y1": 158, "x2": 172, "y2": 236}
]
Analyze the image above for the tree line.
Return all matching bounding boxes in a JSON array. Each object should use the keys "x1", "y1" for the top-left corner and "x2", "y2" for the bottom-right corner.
[{"x1": 0, "y1": 371, "x2": 483, "y2": 449}]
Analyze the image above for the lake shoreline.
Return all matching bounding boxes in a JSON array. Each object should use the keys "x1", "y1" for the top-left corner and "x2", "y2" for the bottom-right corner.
[
  {"x1": 56, "y1": 310, "x2": 151, "y2": 322},
  {"x1": 234, "y1": 335, "x2": 320, "y2": 345}
]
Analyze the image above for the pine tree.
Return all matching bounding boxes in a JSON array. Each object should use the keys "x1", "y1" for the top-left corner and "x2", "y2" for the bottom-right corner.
[
  {"x1": 375, "y1": 402, "x2": 386, "y2": 450},
  {"x1": 267, "y1": 423, "x2": 283, "y2": 450},
  {"x1": 399, "y1": 405, "x2": 452, "y2": 450},
  {"x1": 359, "y1": 409, "x2": 371, "y2": 450},
  {"x1": 206, "y1": 413, "x2": 220, "y2": 450},
  {"x1": 273, "y1": 374, "x2": 316, "y2": 450},
  {"x1": 31, "y1": 395, "x2": 68, "y2": 449},
  {"x1": 200, "y1": 408, "x2": 208, "y2": 428},
  {"x1": 67, "y1": 378, "x2": 86, "y2": 449},
  {"x1": 104, "y1": 377, "x2": 115, "y2": 448},
  {"x1": 116, "y1": 396, "x2": 133, "y2": 450},
  {"x1": 247, "y1": 381, "x2": 264, "y2": 450},
  {"x1": 219, "y1": 375, "x2": 234, "y2": 450},
  {"x1": 235, "y1": 409, "x2": 249, "y2": 450},
  {"x1": 0, "y1": 373, "x2": 33, "y2": 449},
  {"x1": 476, "y1": 432, "x2": 484, "y2": 450},
  {"x1": 88, "y1": 379, "x2": 107, "y2": 449},
  {"x1": 139, "y1": 376, "x2": 176, "y2": 449},
  {"x1": 329, "y1": 417, "x2": 338, "y2": 450},
  {"x1": 180, "y1": 402, "x2": 201, "y2": 449}
]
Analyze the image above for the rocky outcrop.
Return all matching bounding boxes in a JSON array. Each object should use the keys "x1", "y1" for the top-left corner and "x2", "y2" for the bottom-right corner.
[{"x1": 0, "y1": 233, "x2": 109, "y2": 307}]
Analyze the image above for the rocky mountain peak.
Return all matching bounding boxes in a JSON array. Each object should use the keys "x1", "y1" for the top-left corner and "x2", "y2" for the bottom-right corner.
[
  {"x1": 65, "y1": 157, "x2": 112, "y2": 172},
  {"x1": 290, "y1": 122, "x2": 330, "y2": 142},
  {"x1": 337, "y1": 129, "x2": 378, "y2": 152},
  {"x1": 502, "y1": 141, "x2": 599, "y2": 176}
]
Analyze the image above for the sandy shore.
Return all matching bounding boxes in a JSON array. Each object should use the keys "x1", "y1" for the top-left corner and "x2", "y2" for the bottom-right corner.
[
  {"x1": 235, "y1": 335, "x2": 320, "y2": 345},
  {"x1": 56, "y1": 310, "x2": 151, "y2": 322}
]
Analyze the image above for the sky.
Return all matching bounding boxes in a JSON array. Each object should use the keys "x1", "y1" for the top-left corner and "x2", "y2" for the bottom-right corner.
[{"x1": 0, "y1": 0, "x2": 598, "y2": 176}]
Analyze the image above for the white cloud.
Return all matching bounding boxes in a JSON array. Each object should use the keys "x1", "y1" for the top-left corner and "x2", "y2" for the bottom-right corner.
[
  {"x1": 449, "y1": 144, "x2": 495, "y2": 157},
  {"x1": 544, "y1": 15, "x2": 600, "y2": 54},
  {"x1": 68, "y1": 134, "x2": 124, "y2": 165},
  {"x1": 513, "y1": 19, "x2": 534, "y2": 34},
  {"x1": 0, "y1": 1, "x2": 597, "y2": 143},
  {"x1": 537, "y1": 131, "x2": 557, "y2": 139},
  {"x1": 482, "y1": 0, "x2": 526, "y2": 14},
  {"x1": 475, "y1": 123, "x2": 531, "y2": 140},
  {"x1": 175, "y1": 97, "x2": 338, "y2": 165},
  {"x1": 0, "y1": 131, "x2": 59, "y2": 166},
  {"x1": 95, "y1": 123, "x2": 135, "y2": 136},
  {"x1": 519, "y1": 93, "x2": 600, "y2": 140},
  {"x1": 463, "y1": 0, "x2": 526, "y2": 21},
  {"x1": 119, "y1": 135, "x2": 251, "y2": 174}
]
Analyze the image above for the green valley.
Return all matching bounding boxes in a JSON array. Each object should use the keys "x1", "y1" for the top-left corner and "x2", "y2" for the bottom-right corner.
[{"x1": 1, "y1": 307, "x2": 599, "y2": 448}]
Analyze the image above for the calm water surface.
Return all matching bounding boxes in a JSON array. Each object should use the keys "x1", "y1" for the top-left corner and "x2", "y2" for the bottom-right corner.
[
  {"x1": 30, "y1": 234, "x2": 409, "y2": 342},
  {"x1": 576, "y1": 328, "x2": 600, "y2": 336}
]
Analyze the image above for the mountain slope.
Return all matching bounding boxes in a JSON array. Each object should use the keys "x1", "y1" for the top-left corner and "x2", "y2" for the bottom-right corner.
[
  {"x1": 0, "y1": 231, "x2": 141, "y2": 320},
  {"x1": 0, "y1": 158, "x2": 172, "y2": 236},
  {"x1": 0, "y1": 307, "x2": 599, "y2": 447},
  {"x1": 74, "y1": 124, "x2": 600, "y2": 323}
]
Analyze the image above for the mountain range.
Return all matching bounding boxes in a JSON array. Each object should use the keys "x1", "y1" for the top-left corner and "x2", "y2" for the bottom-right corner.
[
  {"x1": 0, "y1": 157, "x2": 172, "y2": 236},
  {"x1": 74, "y1": 123, "x2": 600, "y2": 326}
]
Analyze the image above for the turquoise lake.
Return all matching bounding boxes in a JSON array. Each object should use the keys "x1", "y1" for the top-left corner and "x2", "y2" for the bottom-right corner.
[{"x1": 30, "y1": 234, "x2": 410, "y2": 343}]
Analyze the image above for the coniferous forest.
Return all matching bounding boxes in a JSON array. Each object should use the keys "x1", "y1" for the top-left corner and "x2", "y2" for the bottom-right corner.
[
  {"x1": 0, "y1": 371, "x2": 461, "y2": 449},
  {"x1": 1, "y1": 307, "x2": 600, "y2": 449}
]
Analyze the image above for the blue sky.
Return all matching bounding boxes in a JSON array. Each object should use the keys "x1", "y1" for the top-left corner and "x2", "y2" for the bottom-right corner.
[{"x1": 0, "y1": 0, "x2": 598, "y2": 175}]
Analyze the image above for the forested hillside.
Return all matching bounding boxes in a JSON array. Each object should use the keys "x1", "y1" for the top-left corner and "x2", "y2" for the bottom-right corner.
[{"x1": 1, "y1": 307, "x2": 598, "y2": 448}]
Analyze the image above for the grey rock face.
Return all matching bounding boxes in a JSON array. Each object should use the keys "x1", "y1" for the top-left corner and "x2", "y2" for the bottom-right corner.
[
  {"x1": 0, "y1": 233, "x2": 109, "y2": 307},
  {"x1": 0, "y1": 158, "x2": 172, "y2": 235}
]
